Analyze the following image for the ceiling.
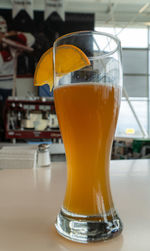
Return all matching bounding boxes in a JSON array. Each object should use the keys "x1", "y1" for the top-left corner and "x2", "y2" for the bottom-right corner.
[
  {"x1": 1, "y1": 0, "x2": 150, "y2": 27},
  {"x1": 67, "y1": 0, "x2": 150, "y2": 27}
]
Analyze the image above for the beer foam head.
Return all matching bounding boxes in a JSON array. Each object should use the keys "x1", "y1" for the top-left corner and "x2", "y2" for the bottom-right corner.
[{"x1": 0, "y1": 16, "x2": 7, "y2": 34}]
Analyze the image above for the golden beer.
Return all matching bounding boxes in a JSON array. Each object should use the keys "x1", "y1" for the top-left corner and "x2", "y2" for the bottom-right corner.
[{"x1": 54, "y1": 83, "x2": 121, "y2": 215}]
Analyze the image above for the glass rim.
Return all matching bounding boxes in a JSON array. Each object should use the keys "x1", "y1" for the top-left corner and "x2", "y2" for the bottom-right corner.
[{"x1": 53, "y1": 30, "x2": 121, "y2": 60}]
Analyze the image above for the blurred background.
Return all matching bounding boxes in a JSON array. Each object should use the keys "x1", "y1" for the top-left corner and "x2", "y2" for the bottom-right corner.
[{"x1": 1, "y1": 0, "x2": 150, "y2": 160}]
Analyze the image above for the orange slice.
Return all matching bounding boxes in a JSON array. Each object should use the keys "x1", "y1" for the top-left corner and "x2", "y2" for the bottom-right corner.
[{"x1": 34, "y1": 44, "x2": 90, "y2": 91}]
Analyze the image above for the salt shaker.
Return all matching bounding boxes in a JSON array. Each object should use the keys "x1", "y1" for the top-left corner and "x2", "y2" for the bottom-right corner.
[{"x1": 37, "y1": 144, "x2": 51, "y2": 167}]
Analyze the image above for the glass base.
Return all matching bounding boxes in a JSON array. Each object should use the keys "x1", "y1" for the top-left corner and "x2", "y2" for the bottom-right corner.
[{"x1": 55, "y1": 208, "x2": 123, "y2": 243}]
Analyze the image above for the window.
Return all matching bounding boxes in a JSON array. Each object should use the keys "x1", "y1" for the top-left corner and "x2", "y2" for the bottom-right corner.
[
  {"x1": 95, "y1": 27, "x2": 148, "y2": 48},
  {"x1": 116, "y1": 98, "x2": 148, "y2": 138},
  {"x1": 95, "y1": 26, "x2": 149, "y2": 138}
]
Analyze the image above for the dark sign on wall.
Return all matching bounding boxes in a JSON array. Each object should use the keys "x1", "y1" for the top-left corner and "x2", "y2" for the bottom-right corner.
[{"x1": 0, "y1": 8, "x2": 94, "y2": 84}]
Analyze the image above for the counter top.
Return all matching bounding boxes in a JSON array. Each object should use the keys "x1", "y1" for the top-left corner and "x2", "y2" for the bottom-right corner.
[{"x1": 0, "y1": 159, "x2": 150, "y2": 251}]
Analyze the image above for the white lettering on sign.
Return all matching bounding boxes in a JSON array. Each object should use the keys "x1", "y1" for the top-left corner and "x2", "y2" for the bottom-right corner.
[
  {"x1": 11, "y1": 0, "x2": 33, "y2": 19},
  {"x1": 44, "y1": 0, "x2": 65, "y2": 20}
]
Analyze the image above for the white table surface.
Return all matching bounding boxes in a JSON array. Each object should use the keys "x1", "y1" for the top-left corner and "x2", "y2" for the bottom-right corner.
[{"x1": 0, "y1": 159, "x2": 150, "y2": 251}]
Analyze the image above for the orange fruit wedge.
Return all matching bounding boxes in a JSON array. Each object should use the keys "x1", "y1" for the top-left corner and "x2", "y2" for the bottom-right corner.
[{"x1": 34, "y1": 44, "x2": 90, "y2": 91}]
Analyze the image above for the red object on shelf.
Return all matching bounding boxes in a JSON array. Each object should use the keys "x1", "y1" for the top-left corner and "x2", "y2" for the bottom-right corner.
[
  {"x1": 6, "y1": 130, "x2": 61, "y2": 139},
  {"x1": 5, "y1": 97, "x2": 61, "y2": 140}
]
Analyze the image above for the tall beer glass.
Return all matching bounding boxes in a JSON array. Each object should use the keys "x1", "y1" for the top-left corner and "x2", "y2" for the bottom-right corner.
[{"x1": 54, "y1": 31, "x2": 123, "y2": 243}]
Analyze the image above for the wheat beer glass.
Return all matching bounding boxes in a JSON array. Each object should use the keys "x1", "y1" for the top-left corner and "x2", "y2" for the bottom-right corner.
[{"x1": 54, "y1": 31, "x2": 123, "y2": 243}]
